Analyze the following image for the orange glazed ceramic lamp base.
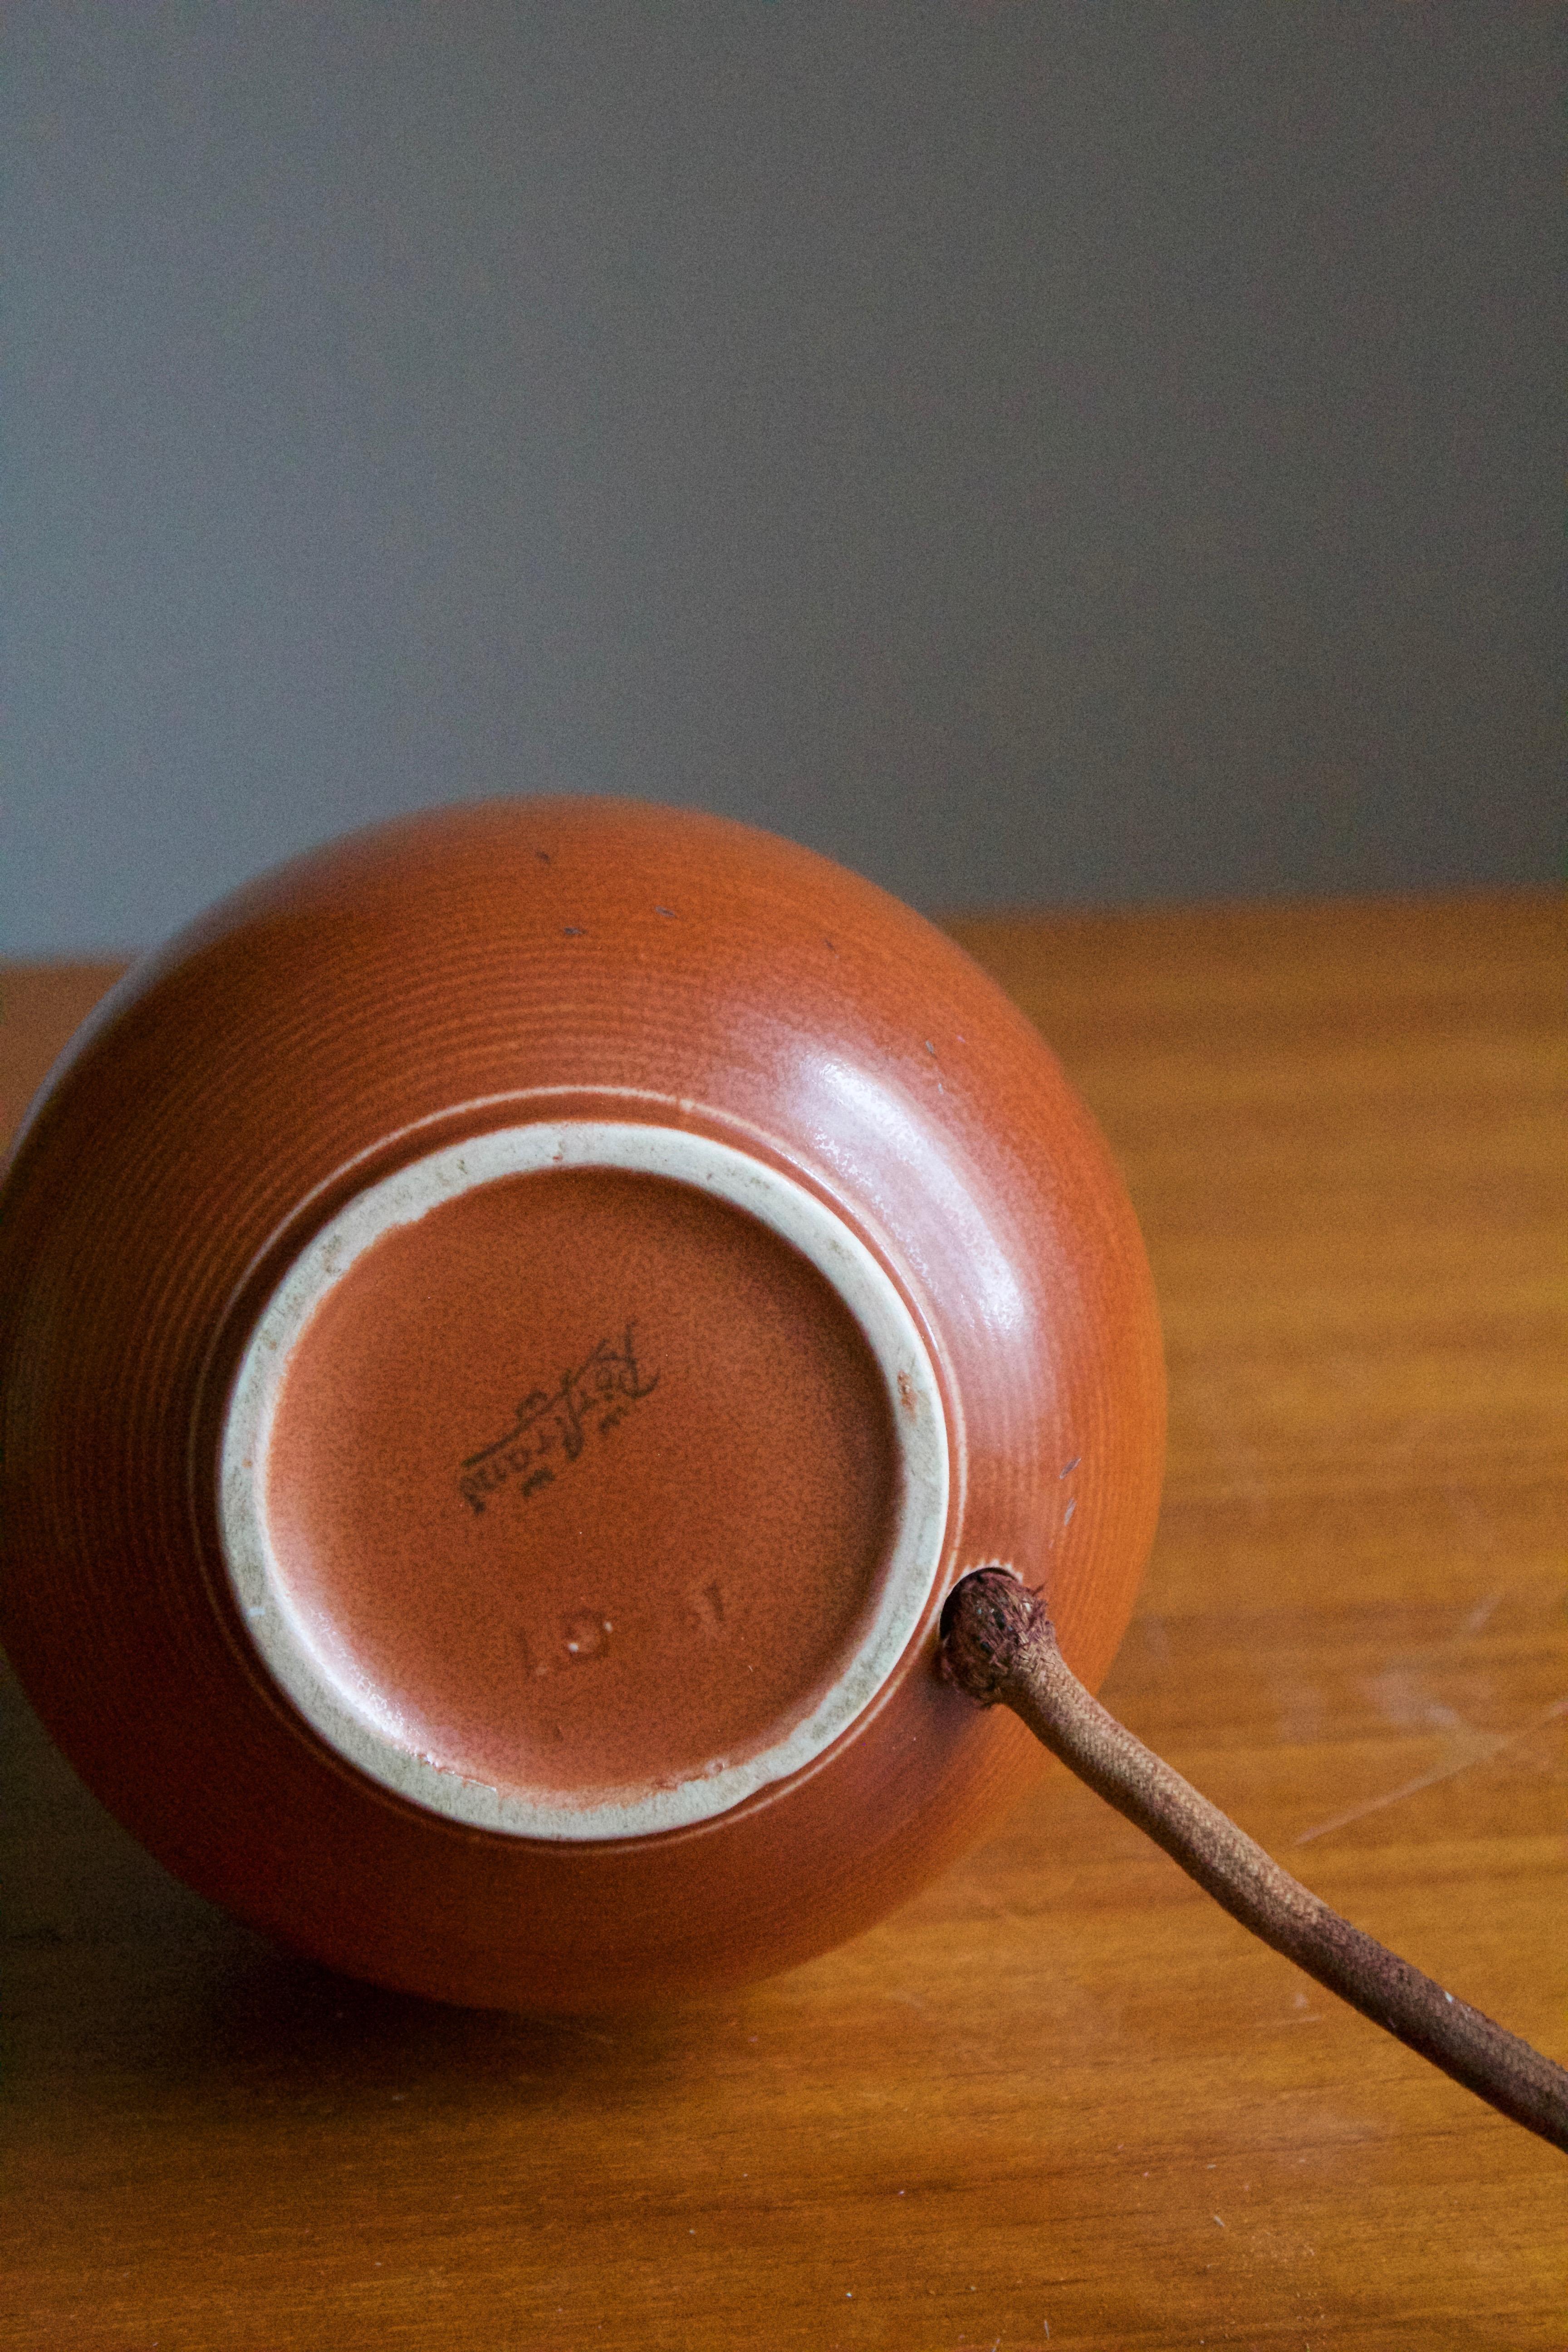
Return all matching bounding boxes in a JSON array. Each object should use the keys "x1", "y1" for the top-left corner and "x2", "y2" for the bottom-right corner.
[
  {"x1": 0, "y1": 799, "x2": 1166, "y2": 2008},
  {"x1": 221, "y1": 1122, "x2": 951, "y2": 1838}
]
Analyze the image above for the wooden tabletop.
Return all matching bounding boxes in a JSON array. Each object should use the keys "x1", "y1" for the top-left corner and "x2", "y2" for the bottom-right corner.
[{"x1": 3, "y1": 891, "x2": 1564, "y2": 2349}]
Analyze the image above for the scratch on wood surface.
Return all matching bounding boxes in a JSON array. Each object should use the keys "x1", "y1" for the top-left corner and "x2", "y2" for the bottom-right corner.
[
  {"x1": 1460, "y1": 1587, "x2": 1507, "y2": 1637},
  {"x1": 1294, "y1": 1696, "x2": 1568, "y2": 1847}
]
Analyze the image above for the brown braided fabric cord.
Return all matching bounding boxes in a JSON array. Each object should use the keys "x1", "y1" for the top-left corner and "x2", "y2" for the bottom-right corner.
[{"x1": 940, "y1": 1568, "x2": 1568, "y2": 2153}]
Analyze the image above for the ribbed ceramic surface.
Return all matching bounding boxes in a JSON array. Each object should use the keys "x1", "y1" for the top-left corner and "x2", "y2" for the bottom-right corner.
[{"x1": 0, "y1": 801, "x2": 1164, "y2": 2008}]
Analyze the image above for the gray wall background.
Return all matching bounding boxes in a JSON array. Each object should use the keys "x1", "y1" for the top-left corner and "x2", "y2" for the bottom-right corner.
[{"x1": 5, "y1": 2, "x2": 1559, "y2": 956}]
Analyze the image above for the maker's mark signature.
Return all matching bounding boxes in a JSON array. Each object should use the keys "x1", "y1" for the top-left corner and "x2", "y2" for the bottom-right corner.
[{"x1": 458, "y1": 1323, "x2": 658, "y2": 1515}]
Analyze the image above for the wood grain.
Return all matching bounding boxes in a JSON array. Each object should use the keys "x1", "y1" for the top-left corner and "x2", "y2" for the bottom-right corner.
[{"x1": 3, "y1": 890, "x2": 1564, "y2": 2350}]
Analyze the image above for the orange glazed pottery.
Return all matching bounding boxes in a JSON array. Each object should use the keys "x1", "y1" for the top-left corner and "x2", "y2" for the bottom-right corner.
[{"x1": 0, "y1": 801, "x2": 1163, "y2": 2009}]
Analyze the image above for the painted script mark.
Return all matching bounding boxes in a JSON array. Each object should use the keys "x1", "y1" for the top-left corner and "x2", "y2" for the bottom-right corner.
[{"x1": 458, "y1": 1323, "x2": 658, "y2": 1515}]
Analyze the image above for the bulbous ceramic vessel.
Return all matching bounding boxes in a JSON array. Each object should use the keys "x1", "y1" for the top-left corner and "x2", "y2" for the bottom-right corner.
[{"x1": 0, "y1": 801, "x2": 1163, "y2": 2009}]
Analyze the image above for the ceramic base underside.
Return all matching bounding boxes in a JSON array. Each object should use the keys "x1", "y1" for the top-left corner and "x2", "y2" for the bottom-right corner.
[{"x1": 220, "y1": 1125, "x2": 949, "y2": 1838}]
